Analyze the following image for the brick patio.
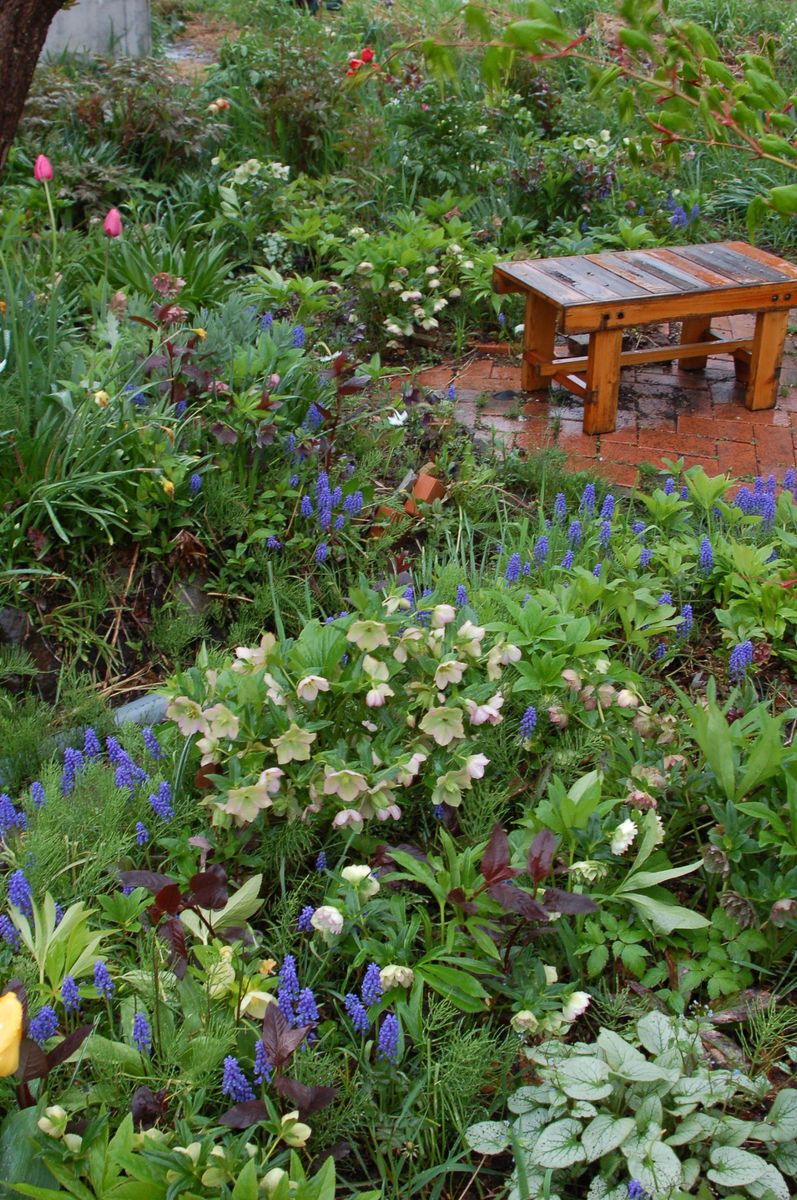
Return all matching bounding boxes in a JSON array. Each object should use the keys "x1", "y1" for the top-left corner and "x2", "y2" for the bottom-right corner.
[{"x1": 416, "y1": 314, "x2": 797, "y2": 488}]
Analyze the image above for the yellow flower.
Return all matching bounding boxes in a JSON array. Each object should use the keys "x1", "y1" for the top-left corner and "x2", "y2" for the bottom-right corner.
[
  {"x1": 0, "y1": 992, "x2": 24, "y2": 1077},
  {"x1": 162, "y1": 479, "x2": 175, "y2": 497},
  {"x1": 193, "y1": 327, "x2": 207, "y2": 340},
  {"x1": 259, "y1": 958, "x2": 277, "y2": 977},
  {"x1": 94, "y1": 390, "x2": 110, "y2": 408}
]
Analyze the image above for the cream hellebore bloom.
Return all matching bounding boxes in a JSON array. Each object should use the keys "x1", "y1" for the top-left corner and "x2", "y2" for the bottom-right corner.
[
  {"x1": 281, "y1": 1111, "x2": 312, "y2": 1148},
  {"x1": 397, "y1": 750, "x2": 428, "y2": 785},
  {"x1": 456, "y1": 620, "x2": 485, "y2": 658},
  {"x1": 296, "y1": 674, "x2": 330, "y2": 702},
  {"x1": 464, "y1": 753, "x2": 490, "y2": 780},
  {"x1": 263, "y1": 1169, "x2": 288, "y2": 1195},
  {"x1": 386, "y1": 408, "x2": 409, "y2": 427},
  {"x1": 332, "y1": 808, "x2": 364, "y2": 829},
  {"x1": 271, "y1": 723, "x2": 316, "y2": 764},
  {"x1": 511, "y1": 1010, "x2": 539, "y2": 1034},
  {"x1": 561, "y1": 991, "x2": 592, "y2": 1022},
  {"x1": 323, "y1": 767, "x2": 368, "y2": 804},
  {"x1": 38, "y1": 1106, "x2": 68, "y2": 1139},
  {"x1": 203, "y1": 704, "x2": 240, "y2": 741},
  {"x1": 434, "y1": 659, "x2": 466, "y2": 689},
  {"x1": 166, "y1": 696, "x2": 209, "y2": 737},
  {"x1": 465, "y1": 692, "x2": 504, "y2": 726},
  {"x1": 393, "y1": 626, "x2": 425, "y2": 663},
  {"x1": 569, "y1": 860, "x2": 608, "y2": 884},
  {"x1": 239, "y1": 989, "x2": 277, "y2": 1019},
  {"x1": 341, "y1": 864, "x2": 380, "y2": 898},
  {"x1": 543, "y1": 964, "x2": 558, "y2": 985},
  {"x1": 347, "y1": 620, "x2": 390, "y2": 652},
  {"x1": 310, "y1": 905, "x2": 344, "y2": 936},
  {"x1": 366, "y1": 682, "x2": 394, "y2": 708},
  {"x1": 610, "y1": 818, "x2": 638, "y2": 856},
  {"x1": 431, "y1": 604, "x2": 456, "y2": 629},
  {"x1": 380, "y1": 964, "x2": 414, "y2": 990},
  {"x1": 419, "y1": 706, "x2": 465, "y2": 746},
  {"x1": 432, "y1": 769, "x2": 470, "y2": 807},
  {"x1": 232, "y1": 633, "x2": 278, "y2": 671},
  {"x1": 220, "y1": 768, "x2": 284, "y2": 824}
]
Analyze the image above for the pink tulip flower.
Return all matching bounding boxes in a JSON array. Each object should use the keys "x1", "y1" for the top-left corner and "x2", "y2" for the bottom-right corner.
[
  {"x1": 34, "y1": 155, "x2": 53, "y2": 182},
  {"x1": 103, "y1": 208, "x2": 123, "y2": 238}
]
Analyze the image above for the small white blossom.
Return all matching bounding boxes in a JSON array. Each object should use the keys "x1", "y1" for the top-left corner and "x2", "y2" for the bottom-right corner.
[{"x1": 610, "y1": 818, "x2": 638, "y2": 856}]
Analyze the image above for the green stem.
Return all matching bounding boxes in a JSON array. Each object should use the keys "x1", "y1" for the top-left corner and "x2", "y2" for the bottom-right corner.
[{"x1": 42, "y1": 181, "x2": 58, "y2": 278}]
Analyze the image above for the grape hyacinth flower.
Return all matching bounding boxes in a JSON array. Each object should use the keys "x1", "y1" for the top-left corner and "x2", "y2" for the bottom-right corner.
[
  {"x1": 31, "y1": 781, "x2": 46, "y2": 808},
  {"x1": 222, "y1": 1056, "x2": 255, "y2": 1102},
  {"x1": 297, "y1": 905, "x2": 315, "y2": 933},
  {"x1": 361, "y1": 963, "x2": 383, "y2": 1007},
  {"x1": 305, "y1": 403, "x2": 324, "y2": 431},
  {"x1": 345, "y1": 993, "x2": 370, "y2": 1034},
  {"x1": 599, "y1": 494, "x2": 615, "y2": 520},
  {"x1": 29, "y1": 1006, "x2": 59, "y2": 1045},
  {"x1": 132, "y1": 1012, "x2": 152, "y2": 1054},
  {"x1": 94, "y1": 960, "x2": 114, "y2": 999},
  {"x1": 533, "y1": 536, "x2": 549, "y2": 565},
  {"x1": 300, "y1": 495, "x2": 313, "y2": 518},
  {"x1": 54, "y1": 902, "x2": 64, "y2": 926},
  {"x1": 292, "y1": 325, "x2": 305, "y2": 349},
  {"x1": 315, "y1": 543, "x2": 329, "y2": 564},
  {"x1": 149, "y1": 781, "x2": 174, "y2": 822},
  {"x1": 60, "y1": 747, "x2": 84, "y2": 796},
  {"x1": 663, "y1": 477, "x2": 675, "y2": 496},
  {"x1": 593, "y1": 563, "x2": 602, "y2": 578},
  {"x1": 84, "y1": 728, "x2": 101, "y2": 758},
  {"x1": 519, "y1": 706, "x2": 537, "y2": 741},
  {"x1": 677, "y1": 604, "x2": 693, "y2": 638},
  {"x1": 561, "y1": 549, "x2": 574, "y2": 570},
  {"x1": 295, "y1": 988, "x2": 319, "y2": 1028},
  {"x1": 729, "y1": 640, "x2": 754, "y2": 683},
  {"x1": 632, "y1": 520, "x2": 645, "y2": 539},
  {"x1": 254, "y1": 1040, "x2": 272, "y2": 1084},
  {"x1": 654, "y1": 641, "x2": 667, "y2": 660},
  {"x1": 783, "y1": 468, "x2": 796, "y2": 491},
  {"x1": 447, "y1": 384, "x2": 457, "y2": 401},
  {"x1": 403, "y1": 585, "x2": 415, "y2": 608},
  {"x1": 640, "y1": 548, "x2": 652, "y2": 568},
  {"x1": 135, "y1": 822, "x2": 149, "y2": 846},
  {"x1": 316, "y1": 850, "x2": 327, "y2": 872},
  {"x1": 377, "y1": 1012, "x2": 400, "y2": 1064},
  {"x1": 699, "y1": 537, "x2": 714, "y2": 574},
  {"x1": 505, "y1": 553, "x2": 521, "y2": 583},
  {"x1": 189, "y1": 473, "x2": 202, "y2": 495},
  {"x1": 628, "y1": 1183, "x2": 647, "y2": 1200},
  {"x1": 579, "y1": 483, "x2": 596, "y2": 515},
  {"x1": 523, "y1": 560, "x2": 531, "y2": 577},
  {"x1": 334, "y1": 514, "x2": 345, "y2": 530},
  {"x1": 142, "y1": 727, "x2": 164, "y2": 760},
  {"x1": 456, "y1": 584, "x2": 467, "y2": 606},
  {"x1": 433, "y1": 803, "x2": 445, "y2": 820},
  {"x1": 567, "y1": 519, "x2": 582, "y2": 547},
  {"x1": 8, "y1": 869, "x2": 32, "y2": 917},
  {"x1": 659, "y1": 592, "x2": 673, "y2": 606},
  {"x1": 267, "y1": 536, "x2": 282, "y2": 550},
  {"x1": 680, "y1": 486, "x2": 689, "y2": 501},
  {"x1": 553, "y1": 492, "x2": 567, "y2": 523},
  {"x1": 599, "y1": 521, "x2": 612, "y2": 548},
  {"x1": 115, "y1": 752, "x2": 148, "y2": 794},
  {"x1": 0, "y1": 794, "x2": 24, "y2": 837},
  {"x1": 0, "y1": 915, "x2": 20, "y2": 950},
  {"x1": 61, "y1": 976, "x2": 81, "y2": 1012},
  {"x1": 261, "y1": 311, "x2": 273, "y2": 332},
  {"x1": 343, "y1": 491, "x2": 364, "y2": 515}
]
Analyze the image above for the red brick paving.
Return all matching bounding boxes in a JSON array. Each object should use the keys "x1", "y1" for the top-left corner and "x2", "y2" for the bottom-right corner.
[{"x1": 414, "y1": 314, "x2": 797, "y2": 487}]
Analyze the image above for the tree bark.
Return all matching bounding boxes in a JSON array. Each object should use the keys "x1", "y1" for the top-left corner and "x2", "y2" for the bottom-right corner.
[{"x1": 0, "y1": 0, "x2": 67, "y2": 177}]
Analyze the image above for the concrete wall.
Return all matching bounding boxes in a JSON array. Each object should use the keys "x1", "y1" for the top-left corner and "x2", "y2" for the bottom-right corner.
[{"x1": 44, "y1": 0, "x2": 152, "y2": 58}]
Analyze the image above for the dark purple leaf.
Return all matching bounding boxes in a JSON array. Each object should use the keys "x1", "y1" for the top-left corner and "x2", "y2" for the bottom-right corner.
[
  {"x1": 337, "y1": 375, "x2": 370, "y2": 395},
  {"x1": 274, "y1": 1074, "x2": 338, "y2": 1119},
  {"x1": 46, "y1": 1025, "x2": 92, "y2": 1073},
  {"x1": 129, "y1": 315, "x2": 160, "y2": 332},
  {"x1": 542, "y1": 887, "x2": 597, "y2": 915},
  {"x1": 154, "y1": 884, "x2": 182, "y2": 915},
  {"x1": 481, "y1": 824, "x2": 518, "y2": 886},
  {"x1": 446, "y1": 888, "x2": 478, "y2": 916},
  {"x1": 159, "y1": 917, "x2": 188, "y2": 978},
  {"x1": 188, "y1": 865, "x2": 228, "y2": 910},
  {"x1": 18, "y1": 1038, "x2": 50, "y2": 1083},
  {"x1": 527, "y1": 829, "x2": 557, "y2": 885},
  {"x1": 120, "y1": 870, "x2": 175, "y2": 894},
  {"x1": 219, "y1": 1100, "x2": 269, "y2": 1129},
  {"x1": 2, "y1": 978, "x2": 27, "y2": 1022},
  {"x1": 489, "y1": 882, "x2": 550, "y2": 921},
  {"x1": 262, "y1": 1004, "x2": 312, "y2": 1070},
  {"x1": 131, "y1": 1085, "x2": 168, "y2": 1130},
  {"x1": 211, "y1": 422, "x2": 238, "y2": 445}
]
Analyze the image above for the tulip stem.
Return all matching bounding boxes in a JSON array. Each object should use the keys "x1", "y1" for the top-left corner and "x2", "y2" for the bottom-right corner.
[{"x1": 42, "y1": 180, "x2": 58, "y2": 278}]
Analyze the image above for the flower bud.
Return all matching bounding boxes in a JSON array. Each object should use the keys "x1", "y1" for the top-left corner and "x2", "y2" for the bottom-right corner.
[
  {"x1": 103, "y1": 207, "x2": 123, "y2": 238},
  {"x1": 34, "y1": 154, "x2": 53, "y2": 182}
]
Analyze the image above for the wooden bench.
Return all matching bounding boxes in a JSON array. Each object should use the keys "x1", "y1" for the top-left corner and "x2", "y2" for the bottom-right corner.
[{"x1": 493, "y1": 241, "x2": 797, "y2": 435}]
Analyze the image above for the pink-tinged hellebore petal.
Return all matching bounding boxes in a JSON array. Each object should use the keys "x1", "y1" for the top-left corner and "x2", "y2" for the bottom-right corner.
[
  {"x1": 34, "y1": 155, "x2": 53, "y2": 182},
  {"x1": 103, "y1": 208, "x2": 123, "y2": 238}
]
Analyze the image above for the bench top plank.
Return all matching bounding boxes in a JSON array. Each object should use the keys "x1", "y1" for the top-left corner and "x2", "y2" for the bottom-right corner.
[{"x1": 494, "y1": 241, "x2": 797, "y2": 309}]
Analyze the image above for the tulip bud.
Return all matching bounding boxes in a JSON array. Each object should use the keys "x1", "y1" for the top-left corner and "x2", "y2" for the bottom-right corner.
[
  {"x1": 103, "y1": 208, "x2": 123, "y2": 238},
  {"x1": 34, "y1": 155, "x2": 53, "y2": 182}
]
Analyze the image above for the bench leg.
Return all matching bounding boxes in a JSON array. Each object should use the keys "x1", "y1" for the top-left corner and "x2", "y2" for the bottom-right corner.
[
  {"x1": 583, "y1": 328, "x2": 623, "y2": 435},
  {"x1": 745, "y1": 310, "x2": 789, "y2": 411},
  {"x1": 521, "y1": 294, "x2": 557, "y2": 393},
  {"x1": 679, "y1": 316, "x2": 711, "y2": 371}
]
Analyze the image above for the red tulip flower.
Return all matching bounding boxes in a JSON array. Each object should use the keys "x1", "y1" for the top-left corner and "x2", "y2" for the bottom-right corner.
[
  {"x1": 103, "y1": 208, "x2": 123, "y2": 238},
  {"x1": 360, "y1": 47, "x2": 375, "y2": 63},
  {"x1": 34, "y1": 155, "x2": 53, "y2": 182}
]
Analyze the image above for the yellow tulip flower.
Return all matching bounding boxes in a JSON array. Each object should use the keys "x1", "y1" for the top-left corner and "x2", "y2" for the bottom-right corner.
[{"x1": 0, "y1": 992, "x2": 24, "y2": 1076}]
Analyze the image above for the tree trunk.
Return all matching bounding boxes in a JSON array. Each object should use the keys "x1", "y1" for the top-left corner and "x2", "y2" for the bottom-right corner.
[{"x1": 0, "y1": 0, "x2": 67, "y2": 177}]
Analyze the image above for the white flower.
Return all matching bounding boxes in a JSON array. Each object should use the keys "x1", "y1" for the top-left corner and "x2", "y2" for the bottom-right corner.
[
  {"x1": 511, "y1": 1010, "x2": 539, "y2": 1034},
  {"x1": 572, "y1": 136, "x2": 586, "y2": 150},
  {"x1": 610, "y1": 818, "x2": 638, "y2": 856},
  {"x1": 462, "y1": 259, "x2": 474, "y2": 270},
  {"x1": 543, "y1": 964, "x2": 558, "y2": 985},
  {"x1": 366, "y1": 682, "x2": 394, "y2": 707},
  {"x1": 651, "y1": 813, "x2": 666, "y2": 846},
  {"x1": 323, "y1": 768, "x2": 368, "y2": 804},
  {"x1": 166, "y1": 696, "x2": 209, "y2": 737},
  {"x1": 421, "y1": 316, "x2": 439, "y2": 329},
  {"x1": 433, "y1": 298, "x2": 448, "y2": 313},
  {"x1": 332, "y1": 808, "x2": 364, "y2": 829},
  {"x1": 569, "y1": 860, "x2": 608, "y2": 883},
  {"x1": 380, "y1": 964, "x2": 414, "y2": 990},
  {"x1": 448, "y1": 287, "x2": 462, "y2": 298},
  {"x1": 349, "y1": 226, "x2": 366, "y2": 238},
  {"x1": 431, "y1": 604, "x2": 456, "y2": 628},
  {"x1": 341, "y1": 864, "x2": 380, "y2": 897},
  {"x1": 434, "y1": 659, "x2": 466, "y2": 689},
  {"x1": 448, "y1": 243, "x2": 462, "y2": 254},
  {"x1": 419, "y1": 706, "x2": 465, "y2": 746},
  {"x1": 310, "y1": 905, "x2": 344, "y2": 935},
  {"x1": 356, "y1": 261, "x2": 374, "y2": 274},
  {"x1": 347, "y1": 620, "x2": 390, "y2": 652},
  {"x1": 296, "y1": 674, "x2": 330, "y2": 702},
  {"x1": 561, "y1": 991, "x2": 591, "y2": 1022},
  {"x1": 464, "y1": 692, "x2": 504, "y2": 726},
  {"x1": 427, "y1": 279, "x2": 441, "y2": 290},
  {"x1": 400, "y1": 289, "x2": 423, "y2": 302},
  {"x1": 456, "y1": 620, "x2": 485, "y2": 657},
  {"x1": 616, "y1": 689, "x2": 639, "y2": 708},
  {"x1": 463, "y1": 753, "x2": 490, "y2": 780},
  {"x1": 386, "y1": 408, "x2": 408, "y2": 427},
  {"x1": 425, "y1": 265, "x2": 439, "y2": 275},
  {"x1": 397, "y1": 750, "x2": 428, "y2": 786},
  {"x1": 476, "y1": 124, "x2": 488, "y2": 134}
]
